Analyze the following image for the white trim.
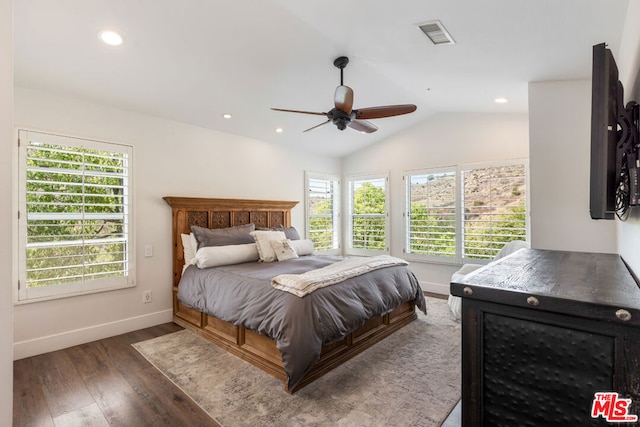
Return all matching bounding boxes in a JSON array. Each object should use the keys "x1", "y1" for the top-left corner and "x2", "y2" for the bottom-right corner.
[
  {"x1": 345, "y1": 171, "x2": 390, "y2": 255},
  {"x1": 16, "y1": 129, "x2": 136, "y2": 303},
  {"x1": 419, "y1": 280, "x2": 450, "y2": 296},
  {"x1": 403, "y1": 166, "x2": 458, "y2": 261},
  {"x1": 404, "y1": 158, "x2": 529, "y2": 264},
  {"x1": 13, "y1": 308, "x2": 172, "y2": 360},
  {"x1": 305, "y1": 171, "x2": 341, "y2": 255}
]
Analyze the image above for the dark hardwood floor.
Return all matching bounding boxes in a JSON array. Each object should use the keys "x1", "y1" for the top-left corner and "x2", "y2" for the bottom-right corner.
[{"x1": 13, "y1": 323, "x2": 219, "y2": 427}]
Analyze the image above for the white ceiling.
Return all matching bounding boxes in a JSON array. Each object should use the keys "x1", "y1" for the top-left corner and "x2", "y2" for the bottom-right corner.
[{"x1": 13, "y1": 0, "x2": 630, "y2": 158}]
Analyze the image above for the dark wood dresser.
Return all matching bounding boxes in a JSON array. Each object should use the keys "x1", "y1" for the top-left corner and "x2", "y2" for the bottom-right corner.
[{"x1": 450, "y1": 249, "x2": 640, "y2": 426}]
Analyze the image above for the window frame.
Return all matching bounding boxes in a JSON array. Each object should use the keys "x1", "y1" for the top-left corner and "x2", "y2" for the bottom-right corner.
[
  {"x1": 305, "y1": 171, "x2": 341, "y2": 255},
  {"x1": 345, "y1": 172, "x2": 390, "y2": 256},
  {"x1": 404, "y1": 159, "x2": 529, "y2": 265},
  {"x1": 403, "y1": 165, "x2": 460, "y2": 264},
  {"x1": 460, "y1": 161, "x2": 529, "y2": 263},
  {"x1": 16, "y1": 129, "x2": 135, "y2": 303}
]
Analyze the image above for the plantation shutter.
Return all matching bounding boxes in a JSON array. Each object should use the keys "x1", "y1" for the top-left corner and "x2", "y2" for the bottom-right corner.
[
  {"x1": 18, "y1": 130, "x2": 134, "y2": 301},
  {"x1": 462, "y1": 164, "x2": 527, "y2": 260},
  {"x1": 307, "y1": 176, "x2": 339, "y2": 251},
  {"x1": 349, "y1": 176, "x2": 388, "y2": 253},
  {"x1": 406, "y1": 171, "x2": 457, "y2": 258}
]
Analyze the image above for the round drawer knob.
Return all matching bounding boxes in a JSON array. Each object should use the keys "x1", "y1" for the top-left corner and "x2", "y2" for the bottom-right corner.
[
  {"x1": 526, "y1": 296, "x2": 539, "y2": 306},
  {"x1": 616, "y1": 309, "x2": 632, "y2": 322},
  {"x1": 463, "y1": 286, "x2": 473, "y2": 296}
]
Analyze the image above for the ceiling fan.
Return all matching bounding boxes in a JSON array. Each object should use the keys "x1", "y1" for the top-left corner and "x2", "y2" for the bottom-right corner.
[{"x1": 272, "y1": 56, "x2": 417, "y2": 134}]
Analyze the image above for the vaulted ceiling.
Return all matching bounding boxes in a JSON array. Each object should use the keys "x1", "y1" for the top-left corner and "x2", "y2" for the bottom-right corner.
[{"x1": 14, "y1": 0, "x2": 630, "y2": 157}]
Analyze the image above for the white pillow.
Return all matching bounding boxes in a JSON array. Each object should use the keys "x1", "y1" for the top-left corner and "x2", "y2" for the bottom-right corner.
[
  {"x1": 181, "y1": 233, "x2": 197, "y2": 266},
  {"x1": 290, "y1": 239, "x2": 315, "y2": 256},
  {"x1": 250, "y1": 230, "x2": 286, "y2": 262},
  {"x1": 195, "y1": 243, "x2": 259, "y2": 269},
  {"x1": 270, "y1": 239, "x2": 299, "y2": 261}
]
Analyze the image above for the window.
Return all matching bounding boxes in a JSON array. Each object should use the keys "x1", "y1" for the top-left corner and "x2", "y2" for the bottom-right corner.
[
  {"x1": 347, "y1": 174, "x2": 389, "y2": 255},
  {"x1": 405, "y1": 161, "x2": 527, "y2": 263},
  {"x1": 305, "y1": 172, "x2": 340, "y2": 253},
  {"x1": 17, "y1": 130, "x2": 134, "y2": 302},
  {"x1": 405, "y1": 169, "x2": 457, "y2": 260},
  {"x1": 462, "y1": 164, "x2": 527, "y2": 260}
]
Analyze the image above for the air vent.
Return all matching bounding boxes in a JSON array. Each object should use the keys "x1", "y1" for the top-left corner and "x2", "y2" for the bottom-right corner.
[{"x1": 418, "y1": 20, "x2": 455, "y2": 45}]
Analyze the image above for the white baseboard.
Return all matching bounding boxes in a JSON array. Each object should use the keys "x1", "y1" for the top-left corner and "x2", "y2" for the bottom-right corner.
[
  {"x1": 420, "y1": 281, "x2": 450, "y2": 296},
  {"x1": 13, "y1": 281, "x2": 450, "y2": 360},
  {"x1": 13, "y1": 309, "x2": 173, "y2": 360}
]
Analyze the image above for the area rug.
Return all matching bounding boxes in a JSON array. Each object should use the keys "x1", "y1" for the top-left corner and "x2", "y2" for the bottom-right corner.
[{"x1": 133, "y1": 297, "x2": 460, "y2": 427}]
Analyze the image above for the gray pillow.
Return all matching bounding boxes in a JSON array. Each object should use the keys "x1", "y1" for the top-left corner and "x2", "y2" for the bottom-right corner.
[
  {"x1": 191, "y1": 223, "x2": 256, "y2": 249},
  {"x1": 280, "y1": 225, "x2": 301, "y2": 240},
  {"x1": 257, "y1": 225, "x2": 301, "y2": 240}
]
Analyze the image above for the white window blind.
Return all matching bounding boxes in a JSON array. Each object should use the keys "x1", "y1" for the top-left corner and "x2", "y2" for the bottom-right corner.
[
  {"x1": 462, "y1": 164, "x2": 527, "y2": 260},
  {"x1": 405, "y1": 170, "x2": 457, "y2": 258},
  {"x1": 306, "y1": 173, "x2": 339, "y2": 252},
  {"x1": 404, "y1": 161, "x2": 528, "y2": 263},
  {"x1": 348, "y1": 175, "x2": 388, "y2": 253},
  {"x1": 18, "y1": 130, "x2": 134, "y2": 301}
]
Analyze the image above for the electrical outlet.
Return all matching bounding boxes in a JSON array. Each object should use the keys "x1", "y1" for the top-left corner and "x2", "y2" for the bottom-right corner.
[{"x1": 142, "y1": 290, "x2": 152, "y2": 303}]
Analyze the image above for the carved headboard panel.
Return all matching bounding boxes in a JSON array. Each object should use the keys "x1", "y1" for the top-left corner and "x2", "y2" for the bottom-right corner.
[{"x1": 163, "y1": 197, "x2": 298, "y2": 287}]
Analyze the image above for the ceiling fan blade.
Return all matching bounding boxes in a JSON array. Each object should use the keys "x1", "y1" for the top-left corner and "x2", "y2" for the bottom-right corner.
[
  {"x1": 349, "y1": 119, "x2": 378, "y2": 133},
  {"x1": 334, "y1": 85, "x2": 354, "y2": 114},
  {"x1": 355, "y1": 104, "x2": 417, "y2": 120},
  {"x1": 271, "y1": 108, "x2": 327, "y2": 116},
  {"x1": 303, "y1": 120, "x2": 331, "y2": 132}
]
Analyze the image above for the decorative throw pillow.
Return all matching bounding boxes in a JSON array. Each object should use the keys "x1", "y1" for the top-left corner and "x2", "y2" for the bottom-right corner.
[
  {"x1": 191, "y1": 223, "x2": 255, "y2": 249},
  {"x1": 270, "y1": 239, "x2": 299, "y2": 261},
  {"x1": 250, "y1": 230, "x2": 286, "y2": 262},
  {"x1": 256, "y1": 225, "x2": 301, "y2": 240},
  {"x1": 180, "y1": 233, "x2": 197, "y2": 265},
  {"x1": 277, "y1": 225, "x2": 301, "y2": 240},
  {"x1": 290, "y1": 239, "x2": 315, "y2": 256}
]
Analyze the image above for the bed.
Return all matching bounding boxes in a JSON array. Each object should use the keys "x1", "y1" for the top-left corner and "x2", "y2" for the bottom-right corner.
[{"x1": 164, "y1": 196, "x2": 426, "y2": 392}]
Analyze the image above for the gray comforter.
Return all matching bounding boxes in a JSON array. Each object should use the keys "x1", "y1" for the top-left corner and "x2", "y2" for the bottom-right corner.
[{"x1": 177, "y1": 255, "x2": 426, "y2": 390}]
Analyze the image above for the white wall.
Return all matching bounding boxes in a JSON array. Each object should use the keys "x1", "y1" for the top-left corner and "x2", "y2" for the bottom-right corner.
[
  {"x1": 616, "y1": 0, "x2": 640, "y2": 275},
  {"x1": 12, "y1": 87, "x2": 340, "y2": 359},
  {"x1": 528, "y1": 80, "x2": 617, "y2": 253},
  {"x1": 342, "y1": 112, "x2": 529, "y2": 294},
  {"x1": 1, "y1": 0, "x2": 13, "y2": 422}
]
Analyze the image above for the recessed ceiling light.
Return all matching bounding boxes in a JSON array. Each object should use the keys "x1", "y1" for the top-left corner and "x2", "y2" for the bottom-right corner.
[
  {"x1": 98, "y1": 30, "x2": 123, "y2": 46},
  {"x1": 275, "y1": 127, "x2": 283, "y2": 133},
  {"x1": 494, "y1": 97, "x2": 508, "y2": 104},
  {"x1": 222, "y1": 113, "x2": 232, "y2": 119}
]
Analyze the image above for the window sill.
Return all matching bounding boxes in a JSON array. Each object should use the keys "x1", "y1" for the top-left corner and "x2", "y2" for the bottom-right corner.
[{"x1": 14, "y1": 281, "x2": 135, "y2": 305}]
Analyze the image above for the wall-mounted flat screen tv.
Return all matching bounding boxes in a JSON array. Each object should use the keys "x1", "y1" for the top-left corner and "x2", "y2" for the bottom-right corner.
[{"x1": 590, "y1": 43, "x2": 619, "y2": 220}]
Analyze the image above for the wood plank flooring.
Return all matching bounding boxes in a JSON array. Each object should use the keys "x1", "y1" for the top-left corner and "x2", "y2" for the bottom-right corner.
[
  {"x1": 13, "y1": 323, "x2": 219, "y2": 427},
  {"x1": 14, "y1": 292, "x2": 455, "y2": 426}
]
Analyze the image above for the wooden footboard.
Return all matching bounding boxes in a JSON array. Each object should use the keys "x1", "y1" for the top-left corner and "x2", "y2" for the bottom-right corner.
[
  {"x1": 164, "y1": 196, "x2": 418, "y2": 392},
  {"x1": 174, "y1": 296, "x2": 417, "y2": 392}
]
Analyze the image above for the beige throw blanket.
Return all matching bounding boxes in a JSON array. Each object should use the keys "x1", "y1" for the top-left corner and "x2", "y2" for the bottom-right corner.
[{"x1": 272, "y1": 255, "x2": 409, "y2": 297}]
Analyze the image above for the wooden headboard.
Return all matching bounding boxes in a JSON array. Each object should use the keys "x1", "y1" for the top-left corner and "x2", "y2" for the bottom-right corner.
[{"x1": 163, "y1": 197, "x2": 298, "y2": 287}]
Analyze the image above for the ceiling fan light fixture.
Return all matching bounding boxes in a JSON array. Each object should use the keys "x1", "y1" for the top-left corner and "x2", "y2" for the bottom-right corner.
[{"x1": 417, "y1": 20, "x2": 455, "y2": 46}]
